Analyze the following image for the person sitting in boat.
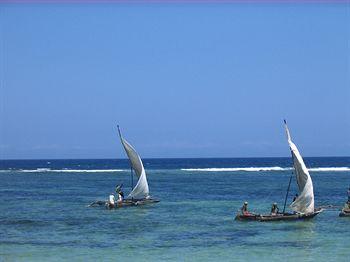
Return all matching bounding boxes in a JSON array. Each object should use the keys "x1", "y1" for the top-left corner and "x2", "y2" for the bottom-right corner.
[
  {"x1": 270, "y1": 203, "x2": 279, "y2": 215},
  {"x1": 116, "y1": 190, "x2": 124, "y2": 207},
  {"x1": 119, "y1": 189, "x2": 124, "y2": 199},
  {"x1": 241, "y1": 202, "x2": 250, "y2": 215},
  {"x1": 108, "y1": 193, "x2": 115, "y2": 208},
  {"x1": 343, "y1": 200, "x2": 350, "y2": 213}
]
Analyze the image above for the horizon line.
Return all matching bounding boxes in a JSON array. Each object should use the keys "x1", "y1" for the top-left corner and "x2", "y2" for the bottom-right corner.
[{"x1": 1, "y1": 155, "x2": 349, "y2": 161}]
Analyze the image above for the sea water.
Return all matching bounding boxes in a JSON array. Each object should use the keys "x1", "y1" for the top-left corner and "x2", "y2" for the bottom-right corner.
[{"x1": 0, "y1": 157, "x2": 349, "y2": 261}]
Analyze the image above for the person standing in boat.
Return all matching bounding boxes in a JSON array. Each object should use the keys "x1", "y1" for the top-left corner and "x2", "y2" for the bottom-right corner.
[
  {"x1": 270, "y1": 203, "x2": 279, "y2": 215},
  {"x1": 241, "y1": 202, "x2": 250, "y2": 215},
  {"x1": 347, "y1": 187, "x2": 350, "y2": 202}
]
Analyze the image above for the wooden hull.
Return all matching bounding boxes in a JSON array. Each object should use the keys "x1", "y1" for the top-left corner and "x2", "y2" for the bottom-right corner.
[
  {"x1": 235, "y1": 208, "x2": 323, "y2": 222},
  {"x1": 339, "y1": 210, "x2": 350, "y2": 217},
  {"x1": 105, "y1": 198, "x2": 160, "y2": 209}
]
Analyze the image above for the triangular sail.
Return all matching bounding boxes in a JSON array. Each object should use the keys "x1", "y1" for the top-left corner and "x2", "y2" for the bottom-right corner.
[
  {"x1": 284, "y1": 120, "x2": 314, "y2": 214},
  {"x1": 118, "y1": 126, "x2": 149, "y2": 200}
]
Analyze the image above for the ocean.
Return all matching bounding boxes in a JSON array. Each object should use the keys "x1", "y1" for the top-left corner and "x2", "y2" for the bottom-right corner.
[{"x1": 0, "y1": 157, "x2": 349, "y2": 261}]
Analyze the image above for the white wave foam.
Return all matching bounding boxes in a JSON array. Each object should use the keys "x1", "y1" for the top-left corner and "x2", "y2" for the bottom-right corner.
[
  {"x1": 1, "y1": 167, "x2": 349, "y2": 173},
  {"x1": 181, "y1": 167, "x2": 292, "y2": 172},
  {"x1": 15, "y1": 169, "x2": 125, "y2": 173},
  {"x1": 308, "y1": 167, "x2": 350, "y2": 172},
  {"x1": 181, "y1": 167, "x2": 350, "y2": 172}
]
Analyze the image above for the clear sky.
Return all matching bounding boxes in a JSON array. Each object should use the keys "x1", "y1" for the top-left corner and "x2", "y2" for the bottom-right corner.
[{"x1": 0, "y1": 2, "x2": 349, "y2": 159}]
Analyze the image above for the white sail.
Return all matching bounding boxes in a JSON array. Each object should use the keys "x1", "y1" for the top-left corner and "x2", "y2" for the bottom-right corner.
[
  {"x1": 118, "y1": 126, "x2": 149, "y2": 200},
  {"x1": 284, "y1": 120, "x2": 314, "y2": 214}
]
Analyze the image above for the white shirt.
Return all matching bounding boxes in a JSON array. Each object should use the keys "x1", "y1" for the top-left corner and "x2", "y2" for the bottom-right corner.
[
  {"x1": 117, "y1": 193, "x2": 123, "y2": 202},
  {"x1": 109, "y1": 194, "x2": 115, "y2": 204}
]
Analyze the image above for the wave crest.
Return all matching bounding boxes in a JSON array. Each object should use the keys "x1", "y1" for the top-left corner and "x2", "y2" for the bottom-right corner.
[
  {"x1": 2, "y1": 168, "x2": 125, "y2": 173},
  {"x1": 181, "y1": 167, "x2": 350, "y2": 172},
  {"x1": 308, "y1": 167, "x2": 350, "y2": 172},
  {"x1": 181, "y1": 167, "x2": 290, "y2": 172}
]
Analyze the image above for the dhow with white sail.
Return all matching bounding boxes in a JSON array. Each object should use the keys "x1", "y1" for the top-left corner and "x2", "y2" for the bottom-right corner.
[
  {"x1": 105, "y1": 125, "x2": 159, "y2": 208},
  {"x1": 235, "y1": 120, "x2": 322, "y2": 221},
  {"x1": 89, "y1": 126, "x2": 159, "y2": 209}
]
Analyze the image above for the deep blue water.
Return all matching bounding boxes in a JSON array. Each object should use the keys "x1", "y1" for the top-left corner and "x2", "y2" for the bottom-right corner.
[{"x1": 0, "y1": 157, "x2": 349, "y2": 261}]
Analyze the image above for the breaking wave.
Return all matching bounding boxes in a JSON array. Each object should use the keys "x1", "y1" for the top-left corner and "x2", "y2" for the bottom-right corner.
[
  {"x1": 181, "y1": 167, "x2": 350, "y2": 172},
  {"x1": 181, "y1": 167, "x2": 290, "y2": 172},
  {"x1": 0, "y1": 168, "x2": 125, "y2": 173},
  {"x1": 308, "y1": 167, "x2": 350, "y2": 172},
  {"x1": 1, "y1": 167, "x2": 349, "y2": 173}
]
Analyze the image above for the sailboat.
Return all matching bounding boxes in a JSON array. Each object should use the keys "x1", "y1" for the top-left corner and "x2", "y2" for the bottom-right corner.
[
  {"x1": 235, "y1": 120, "x2": 323, "y2": 221},
  {"x1": 107, "y1": 125, "x2": 159, "y2": 208}
]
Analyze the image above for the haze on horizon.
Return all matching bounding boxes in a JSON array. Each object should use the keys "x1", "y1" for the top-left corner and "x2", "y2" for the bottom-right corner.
[{"x1": 0, "y1": 3, "x2": 349, "y2": 160}]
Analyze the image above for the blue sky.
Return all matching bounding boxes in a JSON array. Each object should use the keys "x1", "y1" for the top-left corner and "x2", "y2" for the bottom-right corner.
[{"x1": 0, "y1": 3, "x2": 349, "y2": 159}]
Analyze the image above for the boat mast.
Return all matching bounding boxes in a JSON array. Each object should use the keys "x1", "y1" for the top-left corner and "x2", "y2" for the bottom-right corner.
[
  {"x1": 118, "y1": 125, "x2": 134, "y2": 193},
  {"x1": 282, "y1": 174, "x2": 293, "y2": 214},
  {"x1": 130, "y1": 166, "x2": 134, "y2": 191},
  {"x1": 282, "y1": 119, "x2": 294, "y2": 214}
]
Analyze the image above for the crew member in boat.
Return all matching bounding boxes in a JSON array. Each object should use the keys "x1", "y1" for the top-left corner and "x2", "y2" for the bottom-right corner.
[
  {"x1": 119, "y1": 187, "x2": 124, "y2": 199},
  {"x1": 108, "y1": 193, "x2": 115, "y2": 208},
  {"x1": 342, "y1": 202, "x2": 350, "y2": 214},
  {"x1": 270, "y1": 203, "x2": 279, "y2": 215},
  {"x1": 117, "y1": 189, "x2": 124, "y2": 207},
  {"x1": 341, "y1": 188, "x2": 350, "y2": 213},
  {"x1": 241, "y1": 202, "x2": 250, "y2": 215},
  {"x1": 292, "y1": 194, "x2": 298, "y2": 202},
  {"x1": 115, "y1": 184, "x2": 123, "y2": 194}
]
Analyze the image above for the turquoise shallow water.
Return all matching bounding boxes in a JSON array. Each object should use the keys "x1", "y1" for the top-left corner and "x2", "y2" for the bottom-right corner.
[{"x1": 0, "y1": 158, "x2": 349, "y2": 261}]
